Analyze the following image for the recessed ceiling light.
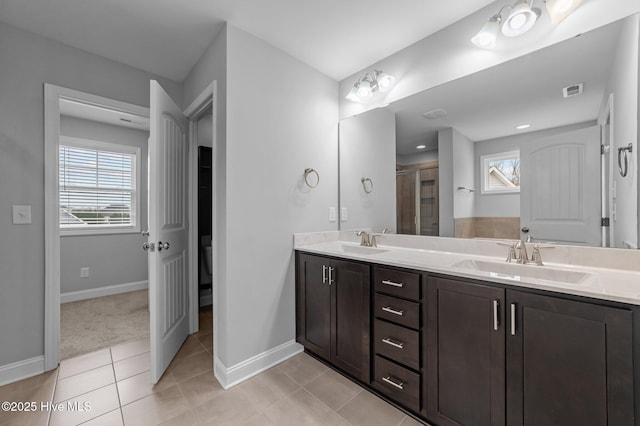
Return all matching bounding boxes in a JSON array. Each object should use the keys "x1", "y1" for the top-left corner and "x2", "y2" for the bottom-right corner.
[
  {"x1": 516, "y1": 124, "x2": 531, "y2": 130},
  {"x1": 416, "y1": 145, "x2": 427, "y2": 149},
  {"x1": 422, "y1": 109, "x2": 448, "y2": 119}
]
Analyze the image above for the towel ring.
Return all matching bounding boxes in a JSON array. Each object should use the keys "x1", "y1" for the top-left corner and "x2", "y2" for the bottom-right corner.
[
  {"x1": 304, "y1": 168, "x2": 319, "y2": 188},
  {"x1": 618, "y1": 143, "x2": 633, "y2": 177},
  {"x1": 361, "y1": 177, "x2": 373, "y2": 194}
]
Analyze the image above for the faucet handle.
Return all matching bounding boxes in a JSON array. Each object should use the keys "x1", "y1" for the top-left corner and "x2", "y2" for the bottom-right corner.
[
  {"x1": 530, "y1": 245, "x2": 555, "y2": 266},
  {"x1": 381, "y1": 228, "x2": 392, "y2": 234},
  {"x1": 370, "y1": 234, "x2": 377, "y2": 247}
]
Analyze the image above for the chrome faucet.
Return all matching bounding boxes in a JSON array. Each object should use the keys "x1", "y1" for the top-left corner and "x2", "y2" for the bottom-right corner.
[
  {"x1": 357, "y1": 230, "x2": 370, "y2": 247},
  {"x1": 515, "y1": 240, "x2": 529, "y2": 264}
]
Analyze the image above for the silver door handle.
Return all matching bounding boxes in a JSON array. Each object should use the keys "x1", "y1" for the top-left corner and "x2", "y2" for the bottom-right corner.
[
  {"x1": 142, "y1": 242, "x2": 155, "y2": 252},
  {"x1": 382, "y1": 338, "x2": 405, "y2": 349},
  {"x1": 511, "y1": 303, "x2": 517, "y2": 336},
  {"x1": 493, "y1": 300, "x2": 499, "y2": 331},
  {"x1": 382, "y1": 306, "x2": 404, "y2": 316},
  {"x1": 322, "y1": 265, "x2": 327, "y2": 284},
  {"x1": 328, "y1": 267, "x2": 334, "y2": 286},
  {"x1": 381, "y1": 280, "x2": 404, "y2": 288},
  {"x1": 382, "y1": 376, "x2": 405, "y2": 390},
  {"x1": 158, "y1": 241, "x2": 170, "y2": 251}
]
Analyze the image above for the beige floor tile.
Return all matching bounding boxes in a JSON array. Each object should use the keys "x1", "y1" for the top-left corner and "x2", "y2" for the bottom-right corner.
[
  {"x1": 54, "y1": 364, "x2": 115, "y2": 403},
  {"x1": 173, "y1": 336, "x2": 207, "y2": 361},
  {"x1": 166, "y1": 351, "x2": 212, "y2": 383},
  {"x1": 240, "y1": 413, "x2": 276, "y2": 426},
  {"x1": 81, "y1": 409, "x2": 124, "y2": 425},
  {"x1": 49, "y1": 383, "x2": 120, "y2": 426},
  {"x1": 304, "y1": 368, "x2": 362, "y2": 410},
  {"x1": 0, "y1": 408, "x2": 50, "y2": 426},
  {"x1": 262, "y1": 388, "x2": 337, "y2": 426},
  {"x1": 337, "y1": 389, "x2": 406, "y2": 426},
  {"x1": 57, "y1": 348, "x2": 112, "y2": 380},
  {"x1": 117, "y1": 371, "x2": 169, "y2": 406},
  {"x1": 399, "y1": 415, "x2": 428, "y2": 425},
  {"x1": 277, "y1": 353, "x2": 328, "y2": 386},
  {"x1": 176, "y1": 370, "x2": 224, "y2": 408},
  {"x1": 111, "y1": 339, "x2": 150, "y2": 363},
  {"x1": 190, "y1": 387, "x2": 260, "y2": 426},
  {"x1": 236, "y1": 367, "x2": 300, "y2": 411},
  {"x1": 121, "y1": 384, "x2": 191, "y2": 425},
  {"x1": 196, "y1": 332, "x2": 213, "y2": 353},
  {"x1": 0, "y1": 369, "x2": 58, "y2": 425},
  {"x1": 113, "y1": 352, "x2": 150, "y2": 381},
  {"x1": 0, "y1": 369, "x2": 56, "y2": 402}
]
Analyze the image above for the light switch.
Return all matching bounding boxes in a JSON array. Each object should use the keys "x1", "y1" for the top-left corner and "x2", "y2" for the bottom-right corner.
[
  {"x1": 12, "y1": 205, "x2": 32, "y2": 224},
  {"x1": 341, "y1": 207, "x2": 348, "y2": 222},
  {"x1": 328, "y1": 207, "x2": 336, "y2": 222}
]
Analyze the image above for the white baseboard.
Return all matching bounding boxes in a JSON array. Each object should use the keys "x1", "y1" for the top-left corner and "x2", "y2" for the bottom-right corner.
[
  {"x1": 0, "y1": 356, "x2": 45, "y2": 387},
  {"x1": 214, "y1": 340, "x2": 303, "y2": 389},
  {"x1": 61, "y1": 280, "x2": 149, "y2": 303}
]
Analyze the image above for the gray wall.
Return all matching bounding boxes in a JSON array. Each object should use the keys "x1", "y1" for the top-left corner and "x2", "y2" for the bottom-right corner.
[
  {"x1": 59, "y1": 116, "x2": 149, "y2": 294},
  {"x1": 397, "y1": 150, "x2": 438, "y2": 166},
  {"x1": 452, "y1": 129, "x2": 475, "y2": 219},
  {"x1": 438, "y1": 129, "x2": 455, "y2": 237},
  {"x1": 0, "y1": 21, "x2": 180, "y2": 367},
  {"x1": 339, "y1": 108, "x2": 397, "y2": 232}
]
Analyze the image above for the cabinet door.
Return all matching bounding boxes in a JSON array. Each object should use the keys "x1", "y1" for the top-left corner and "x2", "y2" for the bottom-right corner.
[
  {"x1": 331, "y1": 258, "x2": 371, "y2": 382},
  {"x1": 296, "y1": 254, "x2": 331, "y2": 360},
  {"x1": 427, "y1": 276, "x2": 506, "y2": 426},
  {"x1": 506, "y1": 290, "x2": 634, "y2": 426}
]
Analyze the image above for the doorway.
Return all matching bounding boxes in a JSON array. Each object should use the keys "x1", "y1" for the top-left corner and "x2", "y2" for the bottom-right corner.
[{"x1": 396, "y1": 162, "x2": 439, "y2": 236}]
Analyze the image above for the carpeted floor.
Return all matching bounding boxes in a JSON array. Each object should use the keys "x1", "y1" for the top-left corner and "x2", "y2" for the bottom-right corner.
[{"x1": 60, "y1": 289, "x2": 150, "y2": 360}]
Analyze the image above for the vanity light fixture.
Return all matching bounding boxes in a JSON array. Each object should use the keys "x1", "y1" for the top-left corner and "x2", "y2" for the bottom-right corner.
[
  {"x1": 345, "y1": 70, "x2": 396, "y2": 103},
  {"x1": 472, "y1": 0, "x2": 580, "y2": 49}
]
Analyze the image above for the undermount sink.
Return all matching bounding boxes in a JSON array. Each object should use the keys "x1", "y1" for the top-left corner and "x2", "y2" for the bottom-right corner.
[
  {"x1": 451, "y1": 259, "x2": 595, "y2": 285},
  {"x1": 338, "y1": 244, "x2": 389, "y2": 255}
]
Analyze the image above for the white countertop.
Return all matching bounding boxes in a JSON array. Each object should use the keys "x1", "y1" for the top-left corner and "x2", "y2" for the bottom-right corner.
[{"x1": 294, "y1": 234, "x2": 640, "y2": 306}]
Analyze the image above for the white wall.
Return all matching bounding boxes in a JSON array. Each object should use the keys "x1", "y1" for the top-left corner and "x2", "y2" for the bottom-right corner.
[
  {"x1": 397, "y1": 150, "x2": 439, "y2": 166},
  {"x1": 339, "y1": 0, "x2": 640, "y2": 119},
  {"x1": 438, "y1": 129, "x2": 454, "y2": 237},
  {"x1": 606, "y1": 14, "x2": 639, "y2": 249},
  {"x1": 452, "y1": 129, "x2": 475, "y2": 219},
  {"x1": 0, "y1": 22, "x2": 180, "y2": 368},
  {"x1": 59, "y1": 116, "x2": 149, "y2": 294},
  {"x1": 339, "y1": 108, "x2": 396, "y2": 232}
]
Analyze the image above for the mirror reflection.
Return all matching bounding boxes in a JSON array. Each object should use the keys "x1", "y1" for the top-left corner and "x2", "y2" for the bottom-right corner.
[{"x1": 339, "y1": 14, "x2": 639, "y2": 249}]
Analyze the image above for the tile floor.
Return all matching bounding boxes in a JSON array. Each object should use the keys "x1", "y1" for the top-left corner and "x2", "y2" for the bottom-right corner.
[{"x1": 0, "y1": 307, "x2": 425, "y2": 425}]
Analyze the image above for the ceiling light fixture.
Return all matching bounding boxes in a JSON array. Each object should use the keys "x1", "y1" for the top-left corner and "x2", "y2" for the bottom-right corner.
[
  {"x1": 472, "y1": 0, "x2": 578, "y2": 49},
  {"x1": 345, "y1": 70, "x2": 396, "y2": 103}
]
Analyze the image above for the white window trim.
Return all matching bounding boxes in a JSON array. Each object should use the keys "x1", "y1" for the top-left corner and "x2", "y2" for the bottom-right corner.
[
  {"x1": 59, "y1": 135, "x2": 141, "y2": 236},
  {"x1": 480, "y1": 150, "x2": 521, "y2": 195}
]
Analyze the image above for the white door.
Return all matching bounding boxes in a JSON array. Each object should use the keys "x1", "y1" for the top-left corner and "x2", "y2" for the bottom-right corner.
[
  {"x1": 520, "y1": 125, "x2": 601, "y2": 246},
  {"x1": 148, "y1": 80, "x2": 190, "y2": 383}
]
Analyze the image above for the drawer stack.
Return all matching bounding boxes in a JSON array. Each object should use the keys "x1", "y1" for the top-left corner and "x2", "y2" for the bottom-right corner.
[{"x1": 372, "y1": 266, "x2": 423, "y2": 413}]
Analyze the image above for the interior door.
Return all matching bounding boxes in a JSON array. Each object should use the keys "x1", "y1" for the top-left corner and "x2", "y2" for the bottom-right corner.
[
  {"x1": 148, "y1": 80, "x2": 190, "y2": 383},
  {"x1": 397, "y1": 171, "x2": 417, "y2": 234},
  {"x1": 520, "y1": 126, "x2": 601, "y2": 246},
  {"x1": 419, "y1": 167, "x2": 439, "y2": 236}
]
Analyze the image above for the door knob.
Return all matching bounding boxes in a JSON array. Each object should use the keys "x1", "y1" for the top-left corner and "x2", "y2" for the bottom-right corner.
[
  {"x1": 142, "y1": 242, "x2": 155, "y2": 252},
  {"x1": 141, "y1": 230, "x2": 150, "y2": 237},
  {"x1": 158, "y1": 241, "x2": 170, "y2": 251}
]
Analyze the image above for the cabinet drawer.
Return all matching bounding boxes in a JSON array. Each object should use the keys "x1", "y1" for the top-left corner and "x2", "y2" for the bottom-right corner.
[
  {"x1": 373, "y1": 355, "x2": 420, "y2": 413},
  {"x1": 374, "y1": 319, "x2": 420, "y2": 370},
  {"x1": 374, "y1": 267, "x2": 420, "y2": 301},
  {"x1": 375, "y1": 294, "x2": 420, "y2": 329}
]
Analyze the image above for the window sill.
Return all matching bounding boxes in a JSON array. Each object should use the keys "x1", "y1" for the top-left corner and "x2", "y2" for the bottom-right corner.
[{"x1": 60, "y1": 226, "x2": 141, "y2": 237}]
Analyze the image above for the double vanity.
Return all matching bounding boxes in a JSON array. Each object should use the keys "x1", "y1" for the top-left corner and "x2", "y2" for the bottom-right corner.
[{"x1": 294, "y1": 232, "x2": 640, "y2": 425}]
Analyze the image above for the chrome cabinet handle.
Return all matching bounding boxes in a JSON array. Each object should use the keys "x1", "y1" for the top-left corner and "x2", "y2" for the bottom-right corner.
[
  {"x1": 382, "y1": 376, "x2": 405, "y2": 390},
  {"x1": 381, "y1": 280, "x2": 404, "y2": 288},
  {"x1": 511, "y1": 303, "x2": 517, "y2": 336},
  {"x1": 382, "y1": 338, "x2": 405, "y2": 349},
  {"x1": 493, "y1": 300, "x2": 499, "y2": 331},
  {"x1": 158, "y1": 241, "x2": 170, "y2": 251},
  {"x1": 328, "y1": 267, "x2": 334, "y2": 286},
  {"x1": 322, "y1": 265, "x2": 327, "y2": 284},
  {"x1": 382, "y1": 306, "x2": 404, "y2": 316},
  {"x1": 142, "y1": 242, "x2": 154, "y2": 252}
]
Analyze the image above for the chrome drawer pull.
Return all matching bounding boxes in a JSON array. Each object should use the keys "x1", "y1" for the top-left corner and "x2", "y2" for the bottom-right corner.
[
  {"x1": 382, "y1": 376, "x2": 405, "y2": 390},
  {"x1": 382, "y1": 338, "x2": 405, "y2": 349},
  {"x1": 382, "y1": 306, "x2": 404, "y2": 316},
  {"x1": 381, "y1": 279, "x2": 404, "y2": 288},
  {"x1": 493, "y1": 299, "x2": 499, "y2": 331},
  {"x1": 511, "y1": 303, "x2": 517, "y2": 336}
]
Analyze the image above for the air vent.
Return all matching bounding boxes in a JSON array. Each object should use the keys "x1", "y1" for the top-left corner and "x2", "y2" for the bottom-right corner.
[
  {"x1": 422, "y1": 108, "x2": 448, "y2": 119},
  {"x1": 563, "y1": 83, "x2": 584, "y2": 98}
]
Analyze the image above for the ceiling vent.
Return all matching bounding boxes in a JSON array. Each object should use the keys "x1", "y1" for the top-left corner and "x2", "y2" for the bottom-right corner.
[
  {"x1": 563, "y1": 83, "x2": 584, "y2": 98},
  {"x1": 422, "y1": 108, "x2": 448, "y2": 119}
]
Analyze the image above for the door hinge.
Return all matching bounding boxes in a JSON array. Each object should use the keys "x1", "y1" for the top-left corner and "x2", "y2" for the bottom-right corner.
[
  {"x1": 601, "y1": 145, "x2": 610, "y2": 155},
  {"x1": 601, "y1": 217, "x2": 610, "y2": 227}
]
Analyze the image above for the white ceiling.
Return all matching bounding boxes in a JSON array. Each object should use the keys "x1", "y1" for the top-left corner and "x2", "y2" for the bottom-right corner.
[
  {"x1": 0, "y1": 0, "x2": 495, "y2": 82},
  {"x1": 391, "y1": 17, "x2": 621, "y2": 156}
]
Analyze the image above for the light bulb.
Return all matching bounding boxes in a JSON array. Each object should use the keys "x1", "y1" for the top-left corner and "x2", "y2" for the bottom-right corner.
[
  {"x1": 502, "y1": 1, "x2": 539, "y2": 37},
  {"x1": 546, "y1": 0, "x2": 582, "y2": 24},
  {"x1": 471, "y1": 14, "x2": 501, "y2": 49},
  {"x1": 356, "y1": 80, "x2": 373, "y2": 100},
  {"x1": 345, "y1": 85, "x2": 360, "y2": 102},
  {"x1": 375, "y1": 71, "x2": 395, "y2": 93}
]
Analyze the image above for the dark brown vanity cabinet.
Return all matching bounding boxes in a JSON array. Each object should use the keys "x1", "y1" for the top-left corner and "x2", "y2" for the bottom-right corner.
[{"x1": 296, "y1": 253, "x2": 371, "y2": 382}]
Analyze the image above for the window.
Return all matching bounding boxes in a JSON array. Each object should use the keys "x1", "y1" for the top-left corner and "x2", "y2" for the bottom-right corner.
[
  {"x1": 59, "y1": 136, "x2": 140, "y2": 235},
  {"x1": 480, "y1": 151, "x2": 520, "y2": 194}
]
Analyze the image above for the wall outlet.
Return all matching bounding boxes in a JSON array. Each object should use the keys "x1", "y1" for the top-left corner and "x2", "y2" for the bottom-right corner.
[
  {"x1": 341, "y1": 207, "x2": 348, "y2": 221},
  {"x1": 12, "y1": 205, "x2": 32, "y2": 224},
  {"x1": 80, "y1": 267, "x2": 89, "y2": 278},
  {"x1": 328, "y1": 207, "x2": 336, "y2": 222}
]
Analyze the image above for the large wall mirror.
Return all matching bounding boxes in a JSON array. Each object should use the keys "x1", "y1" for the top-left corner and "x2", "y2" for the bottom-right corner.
[{"x1": 339, "y1": 13, "x2": 639, "y2": 249}]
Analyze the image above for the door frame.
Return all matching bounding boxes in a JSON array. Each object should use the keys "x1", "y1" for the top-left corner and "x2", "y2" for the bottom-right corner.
[
  {"x1": 43, "y1": 83, "x2": 150, "y2": 371},
  {"x1": 597, "y1": 93, "x2": 615, "y2": 247}
]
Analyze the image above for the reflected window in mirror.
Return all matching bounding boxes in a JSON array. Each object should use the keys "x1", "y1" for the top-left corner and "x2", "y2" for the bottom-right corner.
[{"x1": 481, "y1": 151, "x2": 520, "y2": 194}]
